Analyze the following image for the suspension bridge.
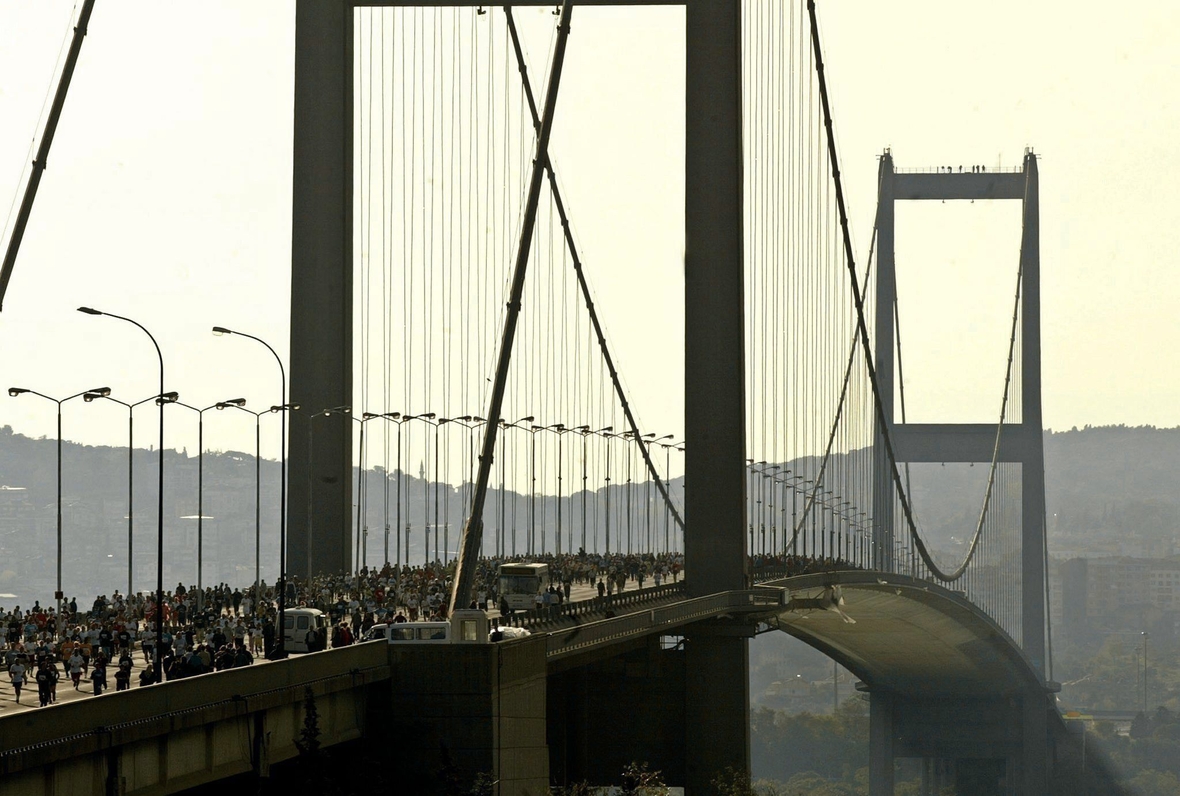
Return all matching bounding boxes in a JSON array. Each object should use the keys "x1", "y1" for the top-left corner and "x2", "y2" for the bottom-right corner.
[{"x1": 1, "y1": 1, "x2": 1070, "y2": 794}]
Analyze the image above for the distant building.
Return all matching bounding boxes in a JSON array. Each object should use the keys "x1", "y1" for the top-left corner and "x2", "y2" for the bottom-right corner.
[{"x1": 1059, "y1": 555, "x2": 1180, "y2": 644}]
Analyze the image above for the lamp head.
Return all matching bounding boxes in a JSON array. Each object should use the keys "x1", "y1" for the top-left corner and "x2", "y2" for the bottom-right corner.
[
  {"x1": 83, "y1": 392, "x2": 104, "y2": 402},
  {"x1": 8, "y1": 388, "x2": 28, "y2": 397},
  {"x1": 362, "y1": 412, "x2": 380, "y2": 420},
  {"x1": 385, "y1": 411, "x2": 401, "y2": 419},
  {"x1": 423, "y1": 412, "x2": 436, "y2": 419},
  {"x1": 161, "y1": 391, "x2": 179, "y2": 402},
  {"x1": 223, "y1": 398, "x2": 246, "y2": 408},
  {"x1": 458, "y1": 415, "x2": 472, "y2": 422},
  {"x1": 576, "y1": 425, "x2": 590, "y2": 432},
  {"x1": 551, "y1": 423, "x2": 565, "y2": 431},
  {"x1": 211, "y1": 326, "x2": 233, "y2": 337},
  {"x1": 88, "y1": 387, "x2": 112, "y2": 398},
  {"x1": 473, "y1": 416, "x2": 486, "y2": 422},
  {"x1": 76, "y1": 307, "x2": 102, "y2": 316}
]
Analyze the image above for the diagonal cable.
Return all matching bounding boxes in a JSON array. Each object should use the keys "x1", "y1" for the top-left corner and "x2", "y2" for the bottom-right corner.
[
  {"x1": 807, "y1": 0, "x2": 1022, "y2": 581},
  {"x1": 504, "y1": 5, "x2": 685, "y2": 533}
]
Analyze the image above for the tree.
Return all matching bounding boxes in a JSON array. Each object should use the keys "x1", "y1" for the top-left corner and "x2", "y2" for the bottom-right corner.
[{"x1": 620, "y1": 762, "x2": 668, "y2": 796}]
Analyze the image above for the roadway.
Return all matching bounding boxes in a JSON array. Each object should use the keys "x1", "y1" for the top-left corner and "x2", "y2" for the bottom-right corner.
[{"x1": 0, "y1": 574, "x2": 674, "y2": 717}]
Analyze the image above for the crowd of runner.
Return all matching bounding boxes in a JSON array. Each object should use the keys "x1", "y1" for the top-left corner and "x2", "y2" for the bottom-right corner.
[
  {"x1": 1, "y1": 551, "x2": 686, "y2": 704},
  {"x1": 2, "y1": 549, "x2": 859, "y2": 706}
]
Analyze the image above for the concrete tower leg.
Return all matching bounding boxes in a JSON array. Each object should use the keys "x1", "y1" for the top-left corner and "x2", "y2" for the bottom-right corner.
[
  {"x1": 871, "y1": 155, "x2": 896, "y2": 573},
  {"x1": 288, "y1": 1, "x2": 354, "y2": 578},
  {"x1": 869, "y1": 691, "x2": 895, "y2": 796},
  {"x1": 684, "y1": 0, "x2": 749, "y2": 791},
  {"x1": 1018, "y1": 153, "x2": 1046, "y2": 677},
  {"x1": 1021, "y1": 690, "x2": 1049, "y2": 794}
]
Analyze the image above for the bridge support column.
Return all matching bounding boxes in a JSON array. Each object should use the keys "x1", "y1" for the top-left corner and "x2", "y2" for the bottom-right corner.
[
  {"x1": 289, "y1": 0, "x2": 354, "y2": 579},
  {"x1": 549, "y1": 639, "x2": 687, "y2": 788},
  {"x1": 1020, "y1": 688, "x2": 1049, "y2": 795},
  {"x1": 869, "y1": 691, "x2": 895, "y2": 796},
  {"x1": 868, "y1": 690, "x2": 1052, "y2": 795},
  {"x1": 684, "y1": 0, "x2": 749, "y2": 789}
]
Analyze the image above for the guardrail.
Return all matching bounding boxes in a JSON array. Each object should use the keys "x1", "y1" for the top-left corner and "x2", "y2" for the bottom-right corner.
[
  {"x1": 501, "y1": 581, "x2": 688, "y2": 630},
  {"x1": 545, "y1": 588, "x2": 785, "y2": 660},
  {"x1": 892, "y1": 165, "x2": 1024, "y2": 174}
]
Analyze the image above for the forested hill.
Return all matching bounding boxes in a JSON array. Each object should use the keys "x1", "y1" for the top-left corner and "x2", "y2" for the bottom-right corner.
[
  {"x1": 901, "y1": 425, "x2": 1180, "y2": 549},
  {"x1": 1, "y1": 423, "x2": 1179, "y2": 544}
]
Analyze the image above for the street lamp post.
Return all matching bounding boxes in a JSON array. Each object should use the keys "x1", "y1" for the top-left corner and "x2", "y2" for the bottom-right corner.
[
  {"x1": 434, "y1": 417, "x2": 456, "y2": 565},
  {"x1": 529, "y1": 424, "x2": 541, "y2": 556},
  {"x1": 598, "y1": 428, "x2": 617, "y2": 554},
  {"x1": 453, "y1": 416, "x2": 487, "y2": 554},
  {"x1": 9, "y1": 385, "x2": 110, "y2": 632},
  {"x1": 83, "y1": 391, "x2": 165, "y2": 597},
  {"x1": 214, "y1": 401, "x2": 261, "y2": 597},
  {"x1": 212, "y1": 326, "x2": 291, "y2": 658},
  {"x1": 543, "y1": 424, "x2": 567, "y2": 555},
  {"x1": 79, "y1": 304, "x2": 168, "y2": 678},
  {"x1": 645, "y1": 435, "x2": 674, "y2": 553},
  {"x1": 574, "y1": 426, "x2": 591, "y2": 553},
  {"x1": 368, "y1": 412, "x2": 402, "y2": 567},
  {"x1": 403, "y1": 414, "x2": 437, "y2": 565},
  {"x1": 498, "y1": 417, "x2": 534, "y2": 557},
  {"x1": 357, "y1": 411, "x2": 385, "y2": 573},
  {"x1": 171, "y1": 399, "x2": 244, "y2": 596}
]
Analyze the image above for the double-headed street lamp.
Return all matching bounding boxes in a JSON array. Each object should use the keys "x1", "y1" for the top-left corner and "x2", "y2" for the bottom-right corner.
[
  {"x1": 649, "y1": 436, "x2": 677, "y2": 553},
  {"x1": 498, "y1": 417, "x2": 534, "y2": 557},
  {"x1": 356, "y1": 411, "x2": 386, "y2": 572},
  {"x1": 211, "y1": 326, "x2": 292, "y2": 658},
  {"x1": 598, "y1": 428, "x2": 619, "y2": 554},
  {"x1": 171, "y1": 398, "x2": 245, "y2": 597},
  {"x1": 574, "y1": 426, "x2": 592, "y2": 553},
  {"x1": 214, "y1": 400, "x2": 262, "y2": 597},
  {"x1": 78, "y1": 306, "x2": 169, "y2": 679},
  {"x1": 364, "y1": 411, "x2": 403, "y2": 566},
  {"x1": 8, "y1": 384, "x2": 110, "y2": 631},
  {"x1": 544, "y1": 424, "x2": 568, "y2": 555},
  {"x1": 83, "y1": 390, "x2": 173, "y2": 597},
  {"x1": 403, "y1": 413, "x2": 437, "y2": 565}
]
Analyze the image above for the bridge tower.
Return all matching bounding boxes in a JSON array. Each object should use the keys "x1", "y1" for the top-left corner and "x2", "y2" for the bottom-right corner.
[
  {"x1": 286, "y1": 1, "x2": 750, "y2": 791},
  {"x1": 870, "y1": 151, "x2": 1050, "y2": 793}
]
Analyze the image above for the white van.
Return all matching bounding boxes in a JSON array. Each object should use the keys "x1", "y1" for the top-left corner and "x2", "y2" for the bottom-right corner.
[{"x1": 283, "y1": 607, "x2": 329, "y2": 653}]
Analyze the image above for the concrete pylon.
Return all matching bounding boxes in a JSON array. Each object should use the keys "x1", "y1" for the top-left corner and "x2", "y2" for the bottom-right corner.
[
  {"x1": 288, "y1": 2, "x2": 354, "y2": 579},
  {"x1": 684, "y1": 0, "x2": 750, "y2": 792},
  {"x1": 870, "y1": 151, "x2": 1046, "y2": 674}
]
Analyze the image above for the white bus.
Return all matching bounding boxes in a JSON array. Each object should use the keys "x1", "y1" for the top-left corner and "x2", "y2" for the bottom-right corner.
[
  {"x1": 497, "y1": 562, "x2": 550, "y2": 612},
  {"x1": 364, "y1": 611, "x2": 494, "y2": 644}
]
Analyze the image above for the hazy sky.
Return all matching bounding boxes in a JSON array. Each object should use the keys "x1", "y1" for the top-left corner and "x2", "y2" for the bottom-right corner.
[{"x1": 2, "y1": 1, "x2": 1178, "y2": 468}]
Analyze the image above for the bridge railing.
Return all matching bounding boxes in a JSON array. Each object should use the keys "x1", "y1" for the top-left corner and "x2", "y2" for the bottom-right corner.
[
  {"x1": 501, "y1": 581, "x2": 687, "y2": 630},
  {"x1": 545, "y1": 588, "x2": 785, "y2": 660}
]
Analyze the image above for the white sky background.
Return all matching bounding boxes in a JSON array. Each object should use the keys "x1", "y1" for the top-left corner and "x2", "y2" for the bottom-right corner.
[{"x1": 1, "y1": 1, "x2": 1178, "y2": 469}]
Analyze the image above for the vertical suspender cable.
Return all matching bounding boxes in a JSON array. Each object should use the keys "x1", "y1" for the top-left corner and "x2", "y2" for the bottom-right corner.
[{"x1": 450, "y1": 2, "x2": 576, "y2": 611}]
